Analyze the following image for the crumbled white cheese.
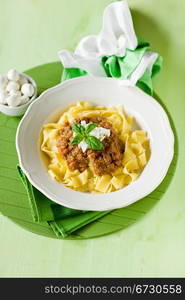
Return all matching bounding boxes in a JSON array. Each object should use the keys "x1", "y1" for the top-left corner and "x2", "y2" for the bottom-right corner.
[
  {"x1": 80, "y1": 120, "x2": 88, "y2": 128},
  {"x1": 78, "y1": 140, "x2": 88, "y2": 152},
  {"x1": 89, "y1": 126, "x2": 110, "y2": 141},
  {"x1": 74, "y1": 120, "x2": 111, "y2": 152}
]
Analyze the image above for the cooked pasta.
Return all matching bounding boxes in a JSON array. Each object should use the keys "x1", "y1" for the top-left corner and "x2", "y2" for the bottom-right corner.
[{"x1": 40, "y1": 102, "x2": 150, "y2": 193}]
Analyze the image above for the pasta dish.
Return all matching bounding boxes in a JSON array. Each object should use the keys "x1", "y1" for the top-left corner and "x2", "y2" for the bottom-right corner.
[{"x1": 40, "y1": 102, "x2": 149, "y2": 193}]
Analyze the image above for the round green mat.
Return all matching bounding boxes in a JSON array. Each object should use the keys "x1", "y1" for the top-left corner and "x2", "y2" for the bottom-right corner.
[{"x1": 0, "y1": 62, "x2": 178, "y2": 239}]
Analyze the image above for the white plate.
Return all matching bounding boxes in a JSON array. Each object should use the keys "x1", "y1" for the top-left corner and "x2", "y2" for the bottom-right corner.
[{"x1": 16, "y1": 76, "x2": 174, "y2": 211}]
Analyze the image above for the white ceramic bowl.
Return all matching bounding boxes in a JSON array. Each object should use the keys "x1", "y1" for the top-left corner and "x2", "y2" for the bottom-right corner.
[
  {"x1": 0, "y1": 73, "x2": 37, "y2": 117},
  {"x1": 16, "y1": 76, "x2": 174, "y2": 211}
]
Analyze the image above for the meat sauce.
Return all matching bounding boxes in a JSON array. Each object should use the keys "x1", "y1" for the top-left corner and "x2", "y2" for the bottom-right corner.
[{"x1": 57, "y1": 117, "x2": 124, "y2": 176}]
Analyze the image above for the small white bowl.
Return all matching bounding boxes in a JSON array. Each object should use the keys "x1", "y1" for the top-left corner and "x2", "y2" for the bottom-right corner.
[
  {"x1": 16, "y1": 76, "x2": 174, "y2": 211},
  {"x1": 0, "y1": 73, "x2": 37, "y2": 117}
]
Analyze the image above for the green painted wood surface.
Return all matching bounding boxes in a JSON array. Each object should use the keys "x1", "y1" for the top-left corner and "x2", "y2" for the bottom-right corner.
[{"x1": 0, "y1": 0, "x2": 185, "y2": 277}]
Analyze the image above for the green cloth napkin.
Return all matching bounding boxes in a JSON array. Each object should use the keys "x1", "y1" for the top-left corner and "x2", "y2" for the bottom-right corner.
[
  {"x1": 62, "y1": 39, "x2": 162, "y2": 95},
  {"x1": 101, "y1": 39, "x2": 162, "y2": 95},
  {"x1": 17, "y1": 166, "x2": 110, "y2": 238},
  {"x1": 17, "y1": 38, "x2": 162, "y2": 238}
]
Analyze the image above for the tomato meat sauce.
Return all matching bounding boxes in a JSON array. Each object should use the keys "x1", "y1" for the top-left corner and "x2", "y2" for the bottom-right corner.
[{"x1": 57, "y1": 117, "x2": 124, "y2": 176}]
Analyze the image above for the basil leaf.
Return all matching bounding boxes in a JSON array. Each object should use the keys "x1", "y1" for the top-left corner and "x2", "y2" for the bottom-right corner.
[
  {"x1": 85, "y1": 123, "x2": 97, "y2": 134},
  {"x1": 72, "y1": 124, "x2": 86, "y2": 135},
  {"x1": 71, "y1": 134, "x2": 83, "y2": 145},
  {"x1": 85, "y1": 136, "x2": 104, "y2": 151}
]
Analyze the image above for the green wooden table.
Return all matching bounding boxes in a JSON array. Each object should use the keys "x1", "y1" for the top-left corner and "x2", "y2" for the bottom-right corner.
[{"x1": 0, "y1": 0, "x2": 185, "y2": 277}]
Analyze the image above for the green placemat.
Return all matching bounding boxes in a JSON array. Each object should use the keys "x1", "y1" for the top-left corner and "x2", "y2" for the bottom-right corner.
[{"x1": 0, "y1": 62, "x2": 178, "y2": 239}]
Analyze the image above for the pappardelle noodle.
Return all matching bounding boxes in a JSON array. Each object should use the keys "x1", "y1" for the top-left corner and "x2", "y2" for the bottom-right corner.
[{"x1": 41, "y1": 102, "x2": 150, "y2": 193}]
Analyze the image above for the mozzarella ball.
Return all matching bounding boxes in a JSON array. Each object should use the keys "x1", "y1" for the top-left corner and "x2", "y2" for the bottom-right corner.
[
  {"x1": 7, "y1": 69, "x2": 20, "y2": 81},
  {"x1": 0, "y1": 75, "x2": 8, "y2": 88},
  {"x1": 9, "y1": 90, "x2": 22, "y2": 97},
  {"x1": 0, "y1": 91, "x2": 7, "y2": 105},
  {"x1": 21, "y1": 83, "x2": 34, "y2": 97},
  {"x1": 6, "y1": 94, "x2": 21, "y2": 107},
  {"x1": 0, "y1": 86, "x2": 5, "y2": 93},
  {"x1": 20, "y1": 95, "x2": 29, "y2": 105},
  {"x1": 19, "y1": 75, "x2": 28, "y2": 86},
  {"x1": 6, "y1": 81, "x2": 20, "y2": 92}
]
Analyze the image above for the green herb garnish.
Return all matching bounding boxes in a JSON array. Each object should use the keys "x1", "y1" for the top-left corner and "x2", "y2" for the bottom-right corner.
[
  {"x1": 71, "y1": 122, "x2": 104, "y2": 151},
  {"x1": 85, "y1": 136, "x2": 104, "y2": 151},
  {"x1": 72, "y1": 123, "x2": 86, "y2": 135},
  {"x1": 71, "y1": 134, "x2": 84, "y2": 145},
  {"x1": 85, "y1": 123, "x2": 97, "y2": 134}
]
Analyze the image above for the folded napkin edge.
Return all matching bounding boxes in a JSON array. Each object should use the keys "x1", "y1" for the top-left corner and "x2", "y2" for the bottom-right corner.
[{"x1": 16, "y1": 165, "x2": 40, "y2": 222}]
